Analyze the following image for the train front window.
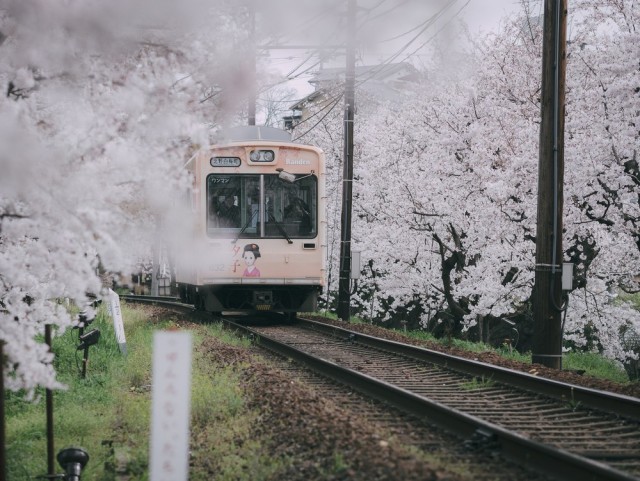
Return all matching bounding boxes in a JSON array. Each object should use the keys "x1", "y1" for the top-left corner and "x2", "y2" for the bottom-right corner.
[
  {"x1": 207, "y1": 175, "x2": 259, "y2": 235},
  {"x1": 207, "y1": 174, "x2": 317, "y2": 239}
]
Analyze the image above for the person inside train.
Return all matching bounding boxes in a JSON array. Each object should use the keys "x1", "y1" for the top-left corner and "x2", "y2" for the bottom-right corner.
[
  {"x1": 217, "y1": 195, "x2": 240, "y2": 227},
  {"x1": 283, "y1": 196, "x2": 311, "y2": 235}
]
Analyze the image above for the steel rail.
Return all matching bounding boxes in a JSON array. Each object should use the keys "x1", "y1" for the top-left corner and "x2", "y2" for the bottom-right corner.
[
  {"x1": 298, "y1": 317, "x2": 640, "y2": 421},
  {"x1": 224, "y1": 319, "x2": 638, "y2": 481}
]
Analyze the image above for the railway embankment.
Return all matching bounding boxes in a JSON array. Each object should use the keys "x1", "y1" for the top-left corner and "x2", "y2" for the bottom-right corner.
[
  {"x1": 305, "y1": 315, "x2": 640, "y2": 399},
  {"x1": 7, "y1": 302, "x2": 637, "y2": 480}
]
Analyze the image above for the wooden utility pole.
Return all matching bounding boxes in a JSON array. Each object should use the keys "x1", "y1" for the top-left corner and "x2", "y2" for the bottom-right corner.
[
  {"x1": 337, "y1": 0, "x2": 356, "y2": 322},
  {"x1": 533, "y1": 0, "x2": 568, "y2": 369}
]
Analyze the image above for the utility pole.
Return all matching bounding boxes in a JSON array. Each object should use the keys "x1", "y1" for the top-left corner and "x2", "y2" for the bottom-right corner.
[
  {"x1": 45, "y1": 325, "x2": 55, "y2": 476},
  {"x1": 533, "y1": 0, "x2": 567, "y2": 369},
  {"x1": 0, "y1": 342, "x2": 6, "y2": 481},
  {"x1": 248, "y1": 0, "x2": 256, "y2": 126},
  {"x1": 337, "y1": 0, "x2": 356, "y2": 322},
  {"x1": 150, "y1": 242, "x2": 159, "y2": 296}
]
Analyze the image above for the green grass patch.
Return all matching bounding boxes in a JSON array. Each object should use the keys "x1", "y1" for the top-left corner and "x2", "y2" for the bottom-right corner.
[
  {"x1": 5, "y1": 302, "x2": 280, "y2": 481},
  {"x1": 460, "y1": 376, "x2": 495, "y2": 390},
  {"x1": 384, "y1": 324, "x2": 629, "y2": 383},
  {"x1": 202, "y1": 321, "x2": 253, "y2": 349},
  {"x1": 421, "y1": 332, "x2": 630, "y2": 382},
  {"x1": 563, "y1": 351, "x2": 629, "y2": 384},
  {"x1": 6, "y1": 306, "x2": 128, "y2": 481},
  {"x1": 306, "y1": 310, "x2": 369, "y2": 324}
]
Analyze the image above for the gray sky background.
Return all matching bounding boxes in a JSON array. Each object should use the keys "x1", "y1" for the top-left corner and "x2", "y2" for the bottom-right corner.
[{"x1": 262, "y1": 0, "x2": 543, "y2": 100}]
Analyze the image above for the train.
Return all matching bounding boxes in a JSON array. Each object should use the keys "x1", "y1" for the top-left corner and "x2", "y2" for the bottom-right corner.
[{"x1": 175, "y1": 126, "x2": 327, "y2": 320}]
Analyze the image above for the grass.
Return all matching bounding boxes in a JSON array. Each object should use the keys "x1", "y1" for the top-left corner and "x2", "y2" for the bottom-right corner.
[
  {"x1": 5, "y1": 305, "x2": 132, "y2": 481},
  {"x1": 401, "y1": 328, "x2": 631, "y2": 382},
  {"x1": 460, "y1": 376, "x2": 495, "y2": 390},
  {"x1": 309, "y1": 310, "x2": 369, "y2": 324},
  {"x1": 563, "y1": 351, "x2": 630, "y2": 384},
  {"x1": 5, "y1": 302, "x2": 281, "y2": 481}
]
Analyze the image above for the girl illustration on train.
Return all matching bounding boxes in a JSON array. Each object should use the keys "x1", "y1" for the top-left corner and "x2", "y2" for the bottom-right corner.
[{"x1": 242, "y1": 243, "x2": 261, "y2": 277}]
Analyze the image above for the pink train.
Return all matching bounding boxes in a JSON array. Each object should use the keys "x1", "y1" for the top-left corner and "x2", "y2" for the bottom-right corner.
[{"x1": 175, "y1": 126, "x2": 327, "y2": 320}]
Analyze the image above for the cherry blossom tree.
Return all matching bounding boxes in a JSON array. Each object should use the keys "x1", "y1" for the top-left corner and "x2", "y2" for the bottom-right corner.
[
  {"x1": 0, "y1": 0, "x2": 252, "y2": 394},
  {"x1": 302, "y1": 0, "x2": 640, "y2": 364}
]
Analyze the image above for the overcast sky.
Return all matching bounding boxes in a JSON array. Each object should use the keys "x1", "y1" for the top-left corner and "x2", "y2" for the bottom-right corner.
[
  {"x1": 464, "y1": 0, "x2": 543, "y2": 33},
  {"x1": 262, "y1": 0, "x2": 543, "y2": 101}
]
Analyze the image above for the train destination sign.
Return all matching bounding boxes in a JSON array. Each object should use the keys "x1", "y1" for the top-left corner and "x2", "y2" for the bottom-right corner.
[{"x1": 211, "y1": 156, "x2": 241, "y2": 167}]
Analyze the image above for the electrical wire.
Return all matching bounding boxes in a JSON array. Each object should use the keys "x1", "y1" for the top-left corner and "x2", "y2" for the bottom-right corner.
[
  {"x1": 396, "y1": 0, "x2": 471, "y2": 65},
  {"x1": 259, "y1": 0, "x2": 439, "y2": 100},
  {"x1": 360, "y1": 0, "x2": 414, "y2": 24},
  {"x1": 258, "y1": 0, "x2": 344, "y2": 51},
  {"x1": 258, "y1": 0, "x2": 346, "y2": 80},
  {"x1": 287, "y1": 87, "x2": 343, "y2": 124},
  {"x1": 287, "y1": 0, "x2": 464, "y2": 117},
  {"x1": 274, "y1": 0, "x2": 469, "y2": 138},
  {"x1": 351, "y1": 0, "x2": 468, "y2": 91},
  {"x1": 292, "y1": 92, "x2": 344, "y2": 141}
]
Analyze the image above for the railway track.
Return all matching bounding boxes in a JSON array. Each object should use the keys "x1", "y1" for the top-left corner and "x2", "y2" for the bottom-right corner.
[
  {"x1": 121, "y1": 296, "x2": 640, "y2": 480},
  {"x1": 257, "y1": 343, "x2": 550, "y2": 481},
  {"x1": 246, "y1": 319, "x2": 640, "y2": 481}
]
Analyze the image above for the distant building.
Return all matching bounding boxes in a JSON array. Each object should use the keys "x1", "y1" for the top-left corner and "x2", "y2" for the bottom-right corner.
[{"x1": 284, "y1": 62, "x2": 420, "y2": 130}]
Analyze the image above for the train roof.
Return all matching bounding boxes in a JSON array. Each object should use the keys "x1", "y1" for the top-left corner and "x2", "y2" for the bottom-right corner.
[{"x1": 216, "y1": 126, "x2": 292, "y2": 143}]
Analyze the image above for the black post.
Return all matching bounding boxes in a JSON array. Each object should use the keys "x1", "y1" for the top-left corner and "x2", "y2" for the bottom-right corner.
[
  {"x1": 45, "y1": 325, "x2": 55, "y2": 476},
  {"x1": 0, "y1": 341, "x2": 6, "y2": 481},
  {"x1": 337, "y1": 0, "x2": 356, "y2": 322},
  {"x1": 81, "y1": 348, "x2": 89, "y2": 379},
  {"x1": 532, "y1": 0, "x2": 567, "y2": 369},
  {"x1": 248, "y1": 0, "x2": 256, "y2": 126}
]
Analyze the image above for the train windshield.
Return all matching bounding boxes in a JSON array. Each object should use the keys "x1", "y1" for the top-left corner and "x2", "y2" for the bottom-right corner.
[{"x1": 206, "y1": 174, "x2": 317, "y2": 239}]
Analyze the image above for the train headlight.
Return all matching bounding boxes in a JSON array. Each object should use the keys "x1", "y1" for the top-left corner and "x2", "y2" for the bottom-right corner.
[{"x1": 249, "y1": 149, "x2": 275, "y2": 162}]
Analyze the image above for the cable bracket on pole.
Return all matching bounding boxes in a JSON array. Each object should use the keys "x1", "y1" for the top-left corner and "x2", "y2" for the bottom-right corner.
[{"x1": 535, "y1": 263, "x2": 562, "y2": 272}]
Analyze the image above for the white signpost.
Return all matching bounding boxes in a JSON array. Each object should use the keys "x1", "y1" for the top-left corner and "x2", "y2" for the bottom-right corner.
[
  {"x1": 149, "y1": 331, "x2": 192, "y2": 481},
  {"x1": 107, "y1": 289, "x2": 127, "y2": 354}
]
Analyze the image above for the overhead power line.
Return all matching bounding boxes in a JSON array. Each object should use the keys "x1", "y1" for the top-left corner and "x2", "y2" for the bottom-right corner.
[
  {"x1": 351, "y1": 0, "x2": 468, "y2": 91},
  {"x1": 292, "y1": 92, "x2": 344, "y2": 141}
]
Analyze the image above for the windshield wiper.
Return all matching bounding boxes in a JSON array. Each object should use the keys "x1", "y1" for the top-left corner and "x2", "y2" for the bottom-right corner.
[
  {"x1": 231, "y1": 210, "x2": 293, "y2": 244},
  {"x1": 232, "y1": 209, "x2": 258, "y2": 244},
  {"x1": 268, "y1": 213, "x2": 293, "y2": 244}
]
